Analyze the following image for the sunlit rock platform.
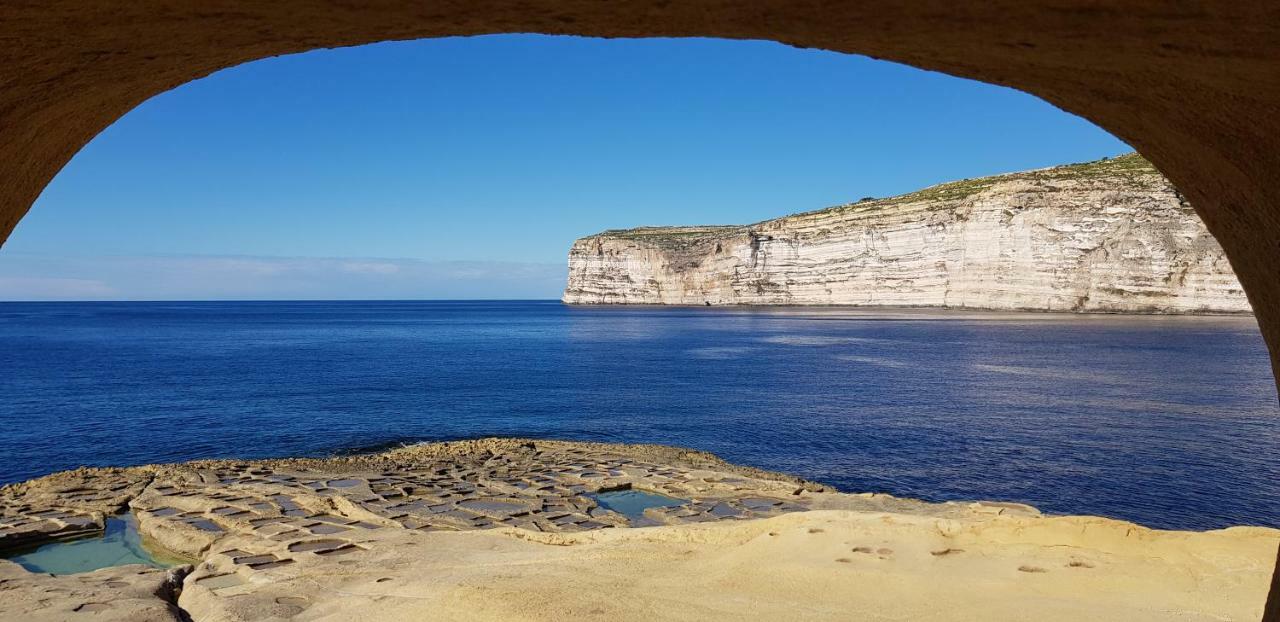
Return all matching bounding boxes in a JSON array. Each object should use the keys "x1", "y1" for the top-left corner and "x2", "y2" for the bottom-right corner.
[{"x1": 1, "y1": 438, "x2": 1276, "y2": 621}]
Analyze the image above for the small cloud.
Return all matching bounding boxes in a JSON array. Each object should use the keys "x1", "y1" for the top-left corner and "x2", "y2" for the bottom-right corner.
[
  {"x1": 339, "y1": 261, "x2": 401, "y2": 275},
  {"x1": 0, "y1": 277, "x2": 115, "y2": 300},
  {"x1": 0, "y1": 253, "x2": 565, "y2": 300}
]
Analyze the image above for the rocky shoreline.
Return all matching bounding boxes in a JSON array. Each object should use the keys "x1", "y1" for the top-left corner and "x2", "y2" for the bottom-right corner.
[{"x1": 2, "y1": 438, "x2": 1276, "y2": 621}]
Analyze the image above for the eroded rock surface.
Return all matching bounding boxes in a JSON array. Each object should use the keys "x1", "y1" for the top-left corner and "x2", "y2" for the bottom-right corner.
[
  {"x1": 564, "y1": 155, "x2": 1250, "y2": 313},
  {"x1": 0, "y1": 439, "x2": 1274, "y2": 621},
  {"x1": 0, "y1": 560, "x2": 188, "y2": 622},
  {"x1": 0, "y1": 469, "x2": 151, "y2": 551}
]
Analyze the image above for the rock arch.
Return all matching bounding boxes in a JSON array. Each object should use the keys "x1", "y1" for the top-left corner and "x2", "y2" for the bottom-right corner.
[{"x1": 2, "y1": 2, "x2": 1278, "y2": 618}]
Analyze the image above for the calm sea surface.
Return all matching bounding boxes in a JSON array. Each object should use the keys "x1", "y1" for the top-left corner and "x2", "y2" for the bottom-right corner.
[{"x1": 1, "y1": 301, "x2": 1276, "y2": 530}]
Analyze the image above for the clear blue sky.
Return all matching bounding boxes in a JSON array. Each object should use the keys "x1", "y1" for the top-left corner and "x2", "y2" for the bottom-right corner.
[{"x1": 0, "y1": 35, "x2": 1129, "y2": 300}]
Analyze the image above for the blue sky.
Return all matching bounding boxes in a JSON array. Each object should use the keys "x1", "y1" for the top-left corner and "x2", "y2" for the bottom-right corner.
[{"x1": 0, "y1": 35, "x2": 1129, "y2": 300}]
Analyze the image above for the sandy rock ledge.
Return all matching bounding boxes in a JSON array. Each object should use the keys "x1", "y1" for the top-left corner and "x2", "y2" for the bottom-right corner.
[{"x1": 0, "y1": 438, "x2": 1275, "y2": 621}]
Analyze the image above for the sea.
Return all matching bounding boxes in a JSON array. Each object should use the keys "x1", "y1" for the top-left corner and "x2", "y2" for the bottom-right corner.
[{"x1": 1, "y1": 300, "x2": 1276, "y2": 531}]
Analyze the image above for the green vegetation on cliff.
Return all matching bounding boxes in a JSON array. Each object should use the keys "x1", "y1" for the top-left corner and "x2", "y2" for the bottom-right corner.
[
  {"x1": 587, "y1": 225, "x2": 749, "y2": 251},
  {"x1": 583, "y1": 153, "x2": 1160, "y2": 247},
  {"x1": 791, "y1": 153, "x2": 1157, "y2": 220}
]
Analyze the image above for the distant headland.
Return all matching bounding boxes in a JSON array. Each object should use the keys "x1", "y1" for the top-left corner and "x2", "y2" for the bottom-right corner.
[{"x1": 564, "y1": 154, "x2": 1249, "y2": 314}]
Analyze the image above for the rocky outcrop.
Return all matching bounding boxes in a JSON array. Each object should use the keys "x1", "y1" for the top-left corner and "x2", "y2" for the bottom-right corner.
[
  {"x1": 0, "y1": 561, "x2": 189, "y2": 622},
  {"x1": 1, "y1": 439, "x2": 1276, "y2": 621},
  {"x1": 564, "y1": 155, "x2": 1250, "y2": 313}
]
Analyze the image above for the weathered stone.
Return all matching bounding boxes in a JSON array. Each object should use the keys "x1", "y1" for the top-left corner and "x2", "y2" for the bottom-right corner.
[
  {"x1": 0, "y1": 560, "x2": 189, "y2": 622},
  {"x1": 1, "y1": 438, "x2": 1274, "y2": 620}
]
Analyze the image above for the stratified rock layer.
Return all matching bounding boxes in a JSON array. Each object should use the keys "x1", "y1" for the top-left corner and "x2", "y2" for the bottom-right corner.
[{"x1": 564, "y1": 155, "x2": 1250, "y2": 313}]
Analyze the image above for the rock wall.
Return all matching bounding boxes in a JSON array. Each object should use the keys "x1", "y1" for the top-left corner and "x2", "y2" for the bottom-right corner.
[{"x1": 563, "y1": 155, "x2": 1250, "y2": 313}]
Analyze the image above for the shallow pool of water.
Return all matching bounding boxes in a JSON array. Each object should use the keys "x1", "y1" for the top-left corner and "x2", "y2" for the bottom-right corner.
[
  {"x1": 3, "y1": 513, "x2": 188, "y2": 574},
  {"x1": 592, "y1": 489, "x2": 686, "y2": 522}
]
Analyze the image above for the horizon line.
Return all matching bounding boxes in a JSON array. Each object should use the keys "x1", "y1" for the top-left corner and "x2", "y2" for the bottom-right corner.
[{"x1": 0, "y1": 298, "x2": 567, "y2": 304}]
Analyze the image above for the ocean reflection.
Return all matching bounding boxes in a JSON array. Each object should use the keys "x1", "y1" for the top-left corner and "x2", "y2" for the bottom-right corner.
[{"x1": 0, "y1": 301, "x2": 1276, "y2": 530}]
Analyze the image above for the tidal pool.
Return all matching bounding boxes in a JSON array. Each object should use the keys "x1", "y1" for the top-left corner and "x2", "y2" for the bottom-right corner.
[
  {"x1": 591, "y1": 488, "x2": 686, "y2": 523},
  {"x1": 3, "y1": 512, "x2": 188, "y2": 574}
]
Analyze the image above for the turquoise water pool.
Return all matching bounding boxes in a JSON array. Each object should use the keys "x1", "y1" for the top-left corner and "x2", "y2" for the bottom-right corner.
[
  {"x1": 592, "y1": 489, "x2": 686, "y2": 523},
  {"x1": 3, "y1": 513, "x2": 187, "y2": 574}
]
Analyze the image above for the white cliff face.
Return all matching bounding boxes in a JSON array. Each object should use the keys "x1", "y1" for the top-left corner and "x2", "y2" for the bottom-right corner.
[{"x1": 563, "y1": 155, "x2": 1251, "y2": 313}]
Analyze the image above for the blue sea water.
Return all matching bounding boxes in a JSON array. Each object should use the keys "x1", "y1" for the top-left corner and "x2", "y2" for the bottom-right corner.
[{"x1": 1, "y1": 300, "x2": 1276, "y2": 531}]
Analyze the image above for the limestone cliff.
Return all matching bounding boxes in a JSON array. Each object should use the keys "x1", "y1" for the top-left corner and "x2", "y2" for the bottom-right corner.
[{"x1": 563, "y1": 155, "x2": 1250, "y2": 313}]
